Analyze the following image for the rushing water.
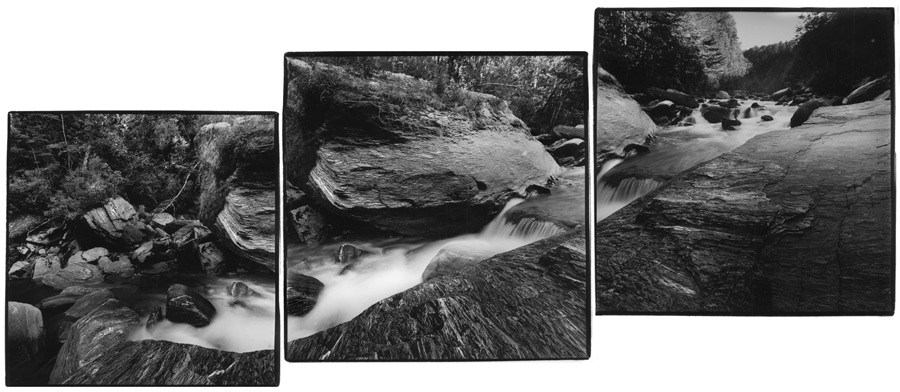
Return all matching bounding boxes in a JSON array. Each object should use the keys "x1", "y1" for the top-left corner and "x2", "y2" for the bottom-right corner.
[
  {"x1": 128, "y1": 275, "x2": 276, "y2": 353},
  {"x1": 287, "y1": 167, "x2": 585, "y2": 341},
  {"x1": 596, "y1": 101, "x2": 796, "y2": 222}
]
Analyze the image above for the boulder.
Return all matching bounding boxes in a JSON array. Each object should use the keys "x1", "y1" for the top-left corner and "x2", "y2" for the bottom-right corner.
[
  {"x1": 81, "y1": 247, "x2": 109, "y2": 263},
  {"x1": 790, "y1": 98, "x2": 832, "y2": 127},
  {"x1": 195, "y1": 116, "x2": 277, "y2": 273},
  {"x1": 198, "y1": 242, "x2": 225, "y2": 276},
  {"x1": 286, "y1": 269, "x2": 324, "y2": 316},
  {"x1": 596, "y1": 101, "x2": 893, "y2": 314},
  {"x1": 165, "y1": 284, "x2": 217, "y2": 327},
  {"x1": 130, "y1": 241, "x2": 154, "y2": 265},
  {"x1": 285, "y1": 59, "x2": 560, "y2": 238},
  {"x1": 227, "y1": 281, "x2": 259, "y2": 302},
  {"x1": 595, "y1": 66, "x2": 657, "y2": 154},
  {"x1": 57, "y1": 290, "x2": 118, "y2": 341},
  {"x1": 287, "y1": 229, "x2": 587, "y2": 360},
  {"x1": 771, "y1": 87, "x2": 792, "y2": 101},
  {"x1": 8, "y1": 260, "x2": 34, "y2": 279},
  {"x1": 551, "y1": 124, "x2": 585, "y2": 140},
  {"x1": 700, "y1": 105, "x2": 732, "y2": 123},
  {"x1": 546, "y1": 138, "x2": 585, "y2": 161},
  {"x1": 7, "y1": 302, "x2": 45, "y2": 369},
  {"x1": 98, "y1": 255, "x2": 134, "y2": 277},
  {"x1": 82, "y1": 197, "x2": 146, "y2": 246},
  {"x1": 39, "y1": 286, "x2": 104, "y2": 312},
  {"x1": 422, "y1": 242, "x2": 493, "y2": 281},
  {"x1": 289, "y1": 205, "x2": 327, "y2": 246},
  {"x1": 150, "y1": 213, "x2": 175, "y2": 228},
  {"x1": 648, "y1": 87, "x2": 699, "y2": 109},
  {"x1": 761, "y1": 115, "x2": 774, "y2": 122},
  {"x1": 146, "y1": 307, "x2": 164, "y2": 328},
  {"x1": 42, "y1": 263, "x2": 104, "y2": 290},
  {"x1": 333, "y1": 244, "x2": 370, "y2": 265},
  {"x1": 715, "y1": 91, "x2": 730, "y2": 99},
  {"x1": 844, "y1": 75, "x2": 891, "y2": 105}
]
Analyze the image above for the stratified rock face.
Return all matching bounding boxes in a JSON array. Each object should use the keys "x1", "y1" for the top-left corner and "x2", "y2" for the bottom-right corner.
[
  {"x1": 166, "y1": 284, "x2": 217, "y2": 327},
  {"x1": 7, "y1": 302, "x2": 45, "y2": 370},
  {"x1": 595, "y1": 66, "x2": 657, "y2": 155},
  {"x1": 596, "y1": 101, "x2": 893, "y2": 314},
  {"x1": 82, "y1": 197, "x2": 146, "y2": 246},
  {"x1": 50, "y1": 300, "x2": 139, "y2": 383},
  {"x1": 285, "y1": 59, "x2": 560, "y2": 237},
  {"x1": 287, "y1": 229, "x2": 587, "y2": 360},
  {"x1": 286, "y1": 269, "x2": 324, "y2": 316},
  {"x1": 196, "y1": 116, "x2": 277, "y2": 272}
]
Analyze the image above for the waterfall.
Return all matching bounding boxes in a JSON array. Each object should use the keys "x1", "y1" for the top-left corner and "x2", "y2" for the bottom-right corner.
[{"x1": 596, "y1": 178, "x2": 663, "y2": 222}]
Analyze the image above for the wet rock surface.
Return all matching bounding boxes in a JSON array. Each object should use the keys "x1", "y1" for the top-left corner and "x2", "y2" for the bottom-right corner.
[
  {"x1": 285, "y1": 59, "x2": 560, "y2": 238},
  {"x1": 165, "y1": 284, "x2": 217, "y2": 327},
  {"x1": 287, "y1": 229, "x2": 587, "y2": 360},
  {"x1": 286, "y1": 270, "x2": 325, "y2": 316},
  {"x1": 596, "y1": 101, "x2": 893, "y2": 314}
]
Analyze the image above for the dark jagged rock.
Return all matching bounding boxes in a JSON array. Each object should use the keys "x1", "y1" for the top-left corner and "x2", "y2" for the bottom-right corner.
[
  {"x1": 7, "y1": 302, "x2": 45, "y2": 370},
  {"x1": 166, "y1": 284, "x2": 217, "y2": 327},
  {"x1": 41, "y1": 263, "x2": 104, "y2": 290},
  {"x1": 285, "y1": 59, "x2": 559, "y2": 238},
  {"x1": 595, "y1": 67, "x2": 657, "y2": 155},
  {"x1": 333, "y1": 244, "x2": 370, "y2": 265},
  {"x1": 700, "y1": 105, "x2": 732, "y2": 123},
  {"x1": 790, "y1": 98, "x2": 832, "y2": 127},
  {"x1": 196, "y1": 116, "x2": 277, "y2": 273},
  {"x1": 227, "y1": 281, "x2": 258, "y2": 300},
  {"x1": 648, "y1": 87, "x2": 700, "y2": 109},
  {"x1": 761, "y1": 115, "x2": 774, "y2": 122},
  {"x1": 146, "y1": 307, "x2": 164, "y2": 328},
  {"x1": 198, "y1": 242, "x2": 225, "y2": 276},
  {"x1": 82, "y1": 197, "x2": 147, "y2": 246},
  {"x1": 50, "y1": 299, "x2": 138, "y2": 383},
  {"x1": 844, "y1": 75, "x2": 891, "y2": 105},
  {"x1": 286, "y1": 269, "x2": 325, "y2": 316},
  {"x1": 596, "y1": 101, "x2": 892, "y2": 314},
  {"x1": 289, "y1": 204, "x2": 327, "y2": 246},
  {"x1": 287, "y1": 229, "x2": 587, "y2": 360}
]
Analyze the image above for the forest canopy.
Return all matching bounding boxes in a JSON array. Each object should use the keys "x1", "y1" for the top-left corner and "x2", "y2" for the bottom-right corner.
[{"x1": 296, "y1": 55, "x2": 586, "y2": 135}]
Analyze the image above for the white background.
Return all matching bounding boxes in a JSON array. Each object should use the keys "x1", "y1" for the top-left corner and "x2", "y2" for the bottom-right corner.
[{"x1": 1, "y1": 1, "x2": 898, "y2": 391}]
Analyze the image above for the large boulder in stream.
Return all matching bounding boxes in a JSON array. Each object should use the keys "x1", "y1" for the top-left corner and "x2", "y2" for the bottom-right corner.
[
  {"x1": 50, "y1": 297, "x2": 274, "y2": 385},
  {"x1": 196, "y1": 116, "x2": 277, "y2": 272},
  {"x1": 285, "y1": 59, "x2": 560, "y2": 238},
  {"x1": 648, "y1": 87, "x2": 700, "y2": 109},
  {"x1": 286, "y1": 229, "x2": 587, "y2": 360},
  {"x1": 286, "y1": 269, "x2": 325, "y2": 316},
  {"x1": 790, "y1": 98, "x2": 832, "y2": 127},
  {"x1": 596, "y1": 101, "x2": 893, "y2": 314},
  {"x1": 595, "y1": 66, "x2": 657, "y2": 155},
  {"x1": 165, "y1": 284, "x2": 217, "y2": 327}
]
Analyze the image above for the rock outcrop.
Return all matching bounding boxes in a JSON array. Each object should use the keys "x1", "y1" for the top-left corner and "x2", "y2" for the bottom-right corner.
[
  {"x1": 285, "y1": 59, "x2": 560, "y2": 238},
  {"x1": 82, "y1": 197, "x2": 148, "y2": 246},
  {"x1": 287, "y1": 229, "x2": 587, "y2": 360},
  {"x1": 596, "y1": 101, "x2": 893, "y2": 314},
  {"x1": 196, "y1": 116, "x2": 277, "y2": 272},
  {"x1": 595, "y1": 66, "x2": 657, "y2": 155}
]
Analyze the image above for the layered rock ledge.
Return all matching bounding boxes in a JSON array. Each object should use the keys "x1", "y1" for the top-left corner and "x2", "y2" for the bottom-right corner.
[
  {"x1": 596, "y1": 101, "x2": 893, "y2": 314},
  {"x1": 287, "y1": 228, "x2": 587, "y2": 360}
]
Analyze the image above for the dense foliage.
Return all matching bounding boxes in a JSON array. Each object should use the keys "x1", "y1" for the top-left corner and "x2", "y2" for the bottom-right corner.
[
  {"x1": 596, "y1": 11, "x2": 709, "y2": 95},
  {"x1": 302, "y1": 55, "x2": 586, "y2": 135},
  {"x1": 8, "y1": 113, "x2": 213, "y2": 219},
  {"x1": 719, "y1": 41, "x2": 796, "y2": 93}
]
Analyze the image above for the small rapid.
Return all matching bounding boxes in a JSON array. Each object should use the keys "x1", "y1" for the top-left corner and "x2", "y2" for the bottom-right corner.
[
  {"x1": 596, "y1": 100, "x2": 795, "y2": 222},
  {"x1": 287, "y1": 167, "x2": 584, "y2": 341}
]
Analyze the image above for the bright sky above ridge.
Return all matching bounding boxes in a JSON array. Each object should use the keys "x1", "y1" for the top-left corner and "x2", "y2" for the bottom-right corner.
[{"x1": 730, "y1": 12, "x2": 804, "y2": 50}]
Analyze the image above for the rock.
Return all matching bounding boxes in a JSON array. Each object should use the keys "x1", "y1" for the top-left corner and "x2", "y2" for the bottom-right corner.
[
  {"x1": 644, "y1": 100, "x2": 676, "y2": 118},
  {"x1": 761, "y1": 115, "x2": 774, "y2": 122},
  {"x1": 166, "y1": 284, "x2": 217, "y2": 327},
  {"x1": 150, "y1": 213, "x2": 175, "y2": 228},
  {"x1": 8, "y1": 260, "x2": 34, "y2": 279},
  {"x1": 286, "y1": 269, "x2": 324, "y2": 316},
  {"x1": 715, "y1": 91, "x2": 730, "y2": 99},
  {"x1": 216, "y1": 184, "x2": 277, "y2": 272},
  {"x1": 143, "y1": 262, "x2": 171, "y2": 275},
  {"x1": 289, "y1": 205, "x2": 327, "y2": 246},
  {"x1": 718, "y1": 98, "x2": 740, "y2": 109},
  {"x1": 546, "y1": 138, "x2": 585, "y2": 160},
  {"x1": 195, "y1": 116, "x2": 277, "y2": 273},
  {"x1": 286, "y1": 59, "x2": 560, "y2": 238},
  {"x1": 595, "y1": 67, "x2": 656, "y2": 154},
  {"x1": 623, "y1": 144, "x2": 650, "y2": 157},
  {"x1": 551, "y1": 124, "x2": 585, "y2": 140},
  {"x1": 81, "y1": 247, "x2": 109, "y2": 263},
  {"x1": 58, "y1": 290, "x2": 119, "y2": 339},
  {"x1": 596, "y1": 101, "x2": 892, "y2": 314},
  {"x1": 146, "y1": 307, "x2": 164, "y2": 328},
  {"x1": 422, "y1": 242, "x2": 493, "y2": 281},
  {"x1": 648, "y1": 87, "x2": 699, "y2": 109},
  {"x1": 42, "y1": 263, "x2": 104, "y2": 290},
  {"x1": 172, "y1": 224, "x2": 198, "y2": 249},
  {"x1": 333, "y1": 244, "x2": 369, "y2": 265},
  {"x1": 98, "y1": 255, "x2": 133, "y2": 277},
  {"x1": 721, "y1": 118, "x2": 742, "y2": 131},
  {"x1": 790, "y1": 98, "x2": 832, "y2": 127},
  {"x1": 700, "y1": 105, "x2": 732, "y2": 123},
  {"x1": 227, "y1": 281, "x2": 258, "y2": 301},
  {"x1": 771, "y1": 87, "x2": 792, "y2": 101},
  {"x1": 287, "y1": 229, "x2": 587, "y2": 360},
  {"x1": 193, "y1": 224, "x2": 214, "y2": 243},
  {"x1": 7, "y1": 302, "x2": 45, "y2": 370},
  {"x1": 844, "y1": 75, "x2": 891, "y2": 105},
  {"x1": 9, "y1": 214, "x2": 44, "y2": 240},
  {"x1": 82, "y1": 197, "x2": 146, "y2": 246},
  {"x1": 39, "y1": 286, "x2": 104, "y2": 312},
  {"x1": 131, "y1": 241, "x2": 154, "y2": 265},
  {"x1": 873, "y1": 90, "x2": 891, "y2": 101},
  {"x1": 198, "y1": 242, "x2": 225, "y2": 276}
]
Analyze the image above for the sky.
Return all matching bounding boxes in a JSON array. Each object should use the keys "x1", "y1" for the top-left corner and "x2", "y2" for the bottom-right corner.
[{"x1": 730, "y1": 12, "x2": 805, "y2": 50}]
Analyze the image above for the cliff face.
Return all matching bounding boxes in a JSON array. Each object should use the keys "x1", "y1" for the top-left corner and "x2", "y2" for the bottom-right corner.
[
  {"x1": 596, "y1": 101, "x2": 893, "y2": 314},
  {"x1": 683, "y1": 12, "x2": 750, "y2": 85}
]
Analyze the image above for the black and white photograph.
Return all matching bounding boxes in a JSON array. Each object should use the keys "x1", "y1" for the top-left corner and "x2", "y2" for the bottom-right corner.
[
  {"x1": 594, "y1": 9, "x2": 894, "y2": 315},
  {"x1": 6, "y1": 112, "x2": 278, "y2": 385},
  {"x1": 283, "y1": 54, "x2": 589, "y2": 360}
]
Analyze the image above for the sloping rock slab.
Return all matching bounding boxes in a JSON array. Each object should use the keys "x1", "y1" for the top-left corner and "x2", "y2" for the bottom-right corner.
[
  {"x1": 286, "y1": 229, "x2": 587, "y2": 360},
  {"x1": 285, "y1": 59, "x2": 560, "y2": 237},
  {"x1": 596, "y1": 101, "x2": 893, "y2": 314},
  {"x1": 41, "y1": 263, "x2": 104, "y2": 290}
]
